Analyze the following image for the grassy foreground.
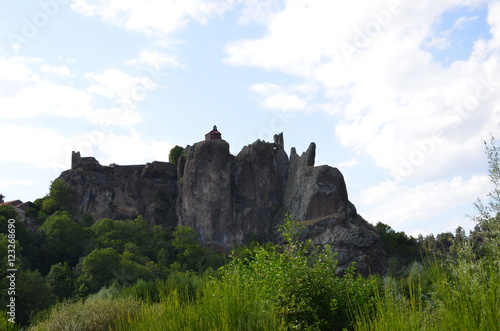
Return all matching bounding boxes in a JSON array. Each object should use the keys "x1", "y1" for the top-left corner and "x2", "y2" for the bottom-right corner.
[{"x1": 353, "y1": 256, "x2": 500, "y2": 331}]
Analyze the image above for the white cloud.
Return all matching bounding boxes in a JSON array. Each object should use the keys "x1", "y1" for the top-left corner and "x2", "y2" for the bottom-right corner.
[
  {"x1": 425, "y1": 36, "x2": 451, "y2": 50},
  {"x1": 126, "y1": 50, "x2": 185, "y2": 70},
  {"x1": 263, "y1": 94, "x2": 307, "y2": 111},
  {"x1": 86, "y1": 69, "x2": 143, "y2": 99},
  {"x1": 0, "y1": 179, "x2": 35, "y2": 187},
  {"x1": 226, "y1": 0, "x2": 499, "y2": 182},
  {"x1": 0, "y1": 123, "x2": 68, "y2": 168},
  {"x1": 238, "y1": 0, "x2": 284, "y2": 25},
  {"x1": 338, "y1": 158, "x2": 360, "y2": 168},
  {"x1": 0, "y1": 56, "x2": 148, "y2": 134},
  {"x1": 92, "y1": 132, "x2": 176, "y2": 165},
  {"x1": 359, "y1": 175, "x2": 492, "y2": 233},
  {"x1": 0, "y1": 57, "x2": 40, "y2": 97},
  {"x1": 40, "y1": 64, "x2": 72, "y2": 77},
  {"x1": 250, "y1": 82, "x2": 314, "y2": 112},
  {"x1": 452, "y1": 15, "x2": 479, "y2": 30},
  {"x1": 70, "y1": 0, "x2": 234, "y2": 36}
]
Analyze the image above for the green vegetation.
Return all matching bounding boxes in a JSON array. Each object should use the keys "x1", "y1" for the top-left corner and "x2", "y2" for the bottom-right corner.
[
  {"x1": 221, "y1": 214, "x2": 374, "y2": 330},
  {"x1": 30, "y1": 297, "x2": 142, "y2": 331},
  {"x1": 168, "y1": 145, "x2": 184, "y2": 165},
  {"x1": 353, "y1": 135, "x2": 500, "y2": 331},
  {"x1": 113, "y1": 275, "x2": 285, "y2": 331},
  {"x1": 0, "y1": 137, "x2": 498, "y2": 330}
]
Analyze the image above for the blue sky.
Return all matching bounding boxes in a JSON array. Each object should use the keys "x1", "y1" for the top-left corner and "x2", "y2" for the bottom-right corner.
[{"x1": 1, "y1": 0, "x2": 499, "y2": 237}]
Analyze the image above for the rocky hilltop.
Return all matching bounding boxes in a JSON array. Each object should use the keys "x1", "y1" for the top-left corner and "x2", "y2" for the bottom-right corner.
[{"x1": 57, "y1": 132, "x2": 387, "y2": 275}]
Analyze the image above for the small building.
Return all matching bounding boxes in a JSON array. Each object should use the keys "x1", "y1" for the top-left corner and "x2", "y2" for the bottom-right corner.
[
  {"x1": 0, "y1": 199, "x2": 23, "y2": 208},
  {"x1": 205, "y1": 125, "x2": 222, "y2": 140}
]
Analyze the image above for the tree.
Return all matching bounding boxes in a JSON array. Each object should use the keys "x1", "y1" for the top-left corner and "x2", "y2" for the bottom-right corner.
[
  {"x1": 46, "y1": 262, "x2": 76, "y2": 300},
  {"x1": 470, "y1": 135, "x2": 500, "y2": 258},
  {"x1": 15, "y1": 269, "x2": 57, "y2": 326},
  {"x1": 0, "y1": 205, "x2": 39, "y2": 269},
  {"x1": 39, "y1": 212, "x2": 87, "y2": 271},
  {"x1": 80, "y1": 248, "x2": 121, "y2": 293},
  {"x1": 169, "y1": 145, "x2": 184, "y2": 165},
  {"x1": 375, "y1": 222, "x2": 421, "y2": 267},
  {"x1": 91, "y1": 217, "x2": 149, "y2": 254},
  {"x1": 171, "y1": 225, "x2": 205, "y2": 271},
  {"x1": 435, "y1": 232, "x2": 455, "y2": 256},
  {"x1": 41, "y1": 179, "x2": 75, "y2": 214}
]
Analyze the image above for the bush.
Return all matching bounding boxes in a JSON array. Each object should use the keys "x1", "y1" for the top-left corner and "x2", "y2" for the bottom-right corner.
[
  {"x1": 30, "y1": 297, "x2": 142, "y2": 331},
  {"x1": 222, "y1": 214, "x2": 374, "y2": 330},
  {"x1": 168, "y1": 145, "x2": 184, "y2": 165}
]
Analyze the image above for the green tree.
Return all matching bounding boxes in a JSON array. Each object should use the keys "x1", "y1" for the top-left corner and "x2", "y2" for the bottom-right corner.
[
  {"x1": 149, "y1": 225, "x2": 174, "y2": 265},
  {"x1": 39, "y1": 212, "x2": 87, "y2": 271},
  {"x1": 80, "y1": 247, "x2": 121, "y2": 292},
  {"x1": 171, "y1": 225, "x2": 205, "y2": 271},
  {"x1": 471, "y1": 135, "x2": 500, "y2": 259},
  {"x1": 436, "y1": 232, "x2": 455, "y2": 256},
  {"x1": 0, "y1": 205, "x2": 39, "y2": 269},
  {"x1": 41, "y1": 179, "x2": 75, "y2": 214},
  {"x1": 15, "y1": 269, "x2": 57, "y2": 326},
  {"x1": 375, "y1": 222, "x2": 421, "y2": 271},
  {"x1": 91, "y1": 217, "x2": 149, "y2": 254},
  {"x1": 46, "y1": 262, "x2": 76, "y2": 300},
  {"x1": 0, "y1": 204, "x2": 18, "y2": 221},
  {"x1": 169, "y1": 145, "x2": 184, "y2": 165}
]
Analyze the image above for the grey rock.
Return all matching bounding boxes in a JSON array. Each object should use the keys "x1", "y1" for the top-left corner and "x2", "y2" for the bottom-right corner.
[
  {"x1": 230, "y1": 139, "x2": 289, "y2": 244},
  {"x1": 176, "y1": 140, "x2": 233, "y2": 246},
  {"x1": 57, "y1": 161, "x2": 178, "y2": 227}
]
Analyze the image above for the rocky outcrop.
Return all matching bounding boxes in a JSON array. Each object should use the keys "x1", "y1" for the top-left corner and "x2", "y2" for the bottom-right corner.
[
  {"x1": 176, "y1": 140, "x2": 233, "y2": 246},
  {"x1": 282, "y1": 143, "x2": 386, "y2": 275},
  {"x1": 231, "y1": 139, "x2": 289, "y2": 244},
  {"x1": 57, "y1": 134, "x2": 387, "y2": 274},
  {"x1": 57, "y1": 160, "x2": 178, "y2": 227},
  {"x1": 284, "y1": 143, "x2": 348, "y2": 221}
]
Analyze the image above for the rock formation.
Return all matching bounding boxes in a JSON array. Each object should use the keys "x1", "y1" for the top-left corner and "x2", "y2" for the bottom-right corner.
[
  {"x1": 59, "y1": 153, "x2": 178, "y2": 227},
  {"x1": 56, "y1": 135, "x2": 387, "y2": 275}
]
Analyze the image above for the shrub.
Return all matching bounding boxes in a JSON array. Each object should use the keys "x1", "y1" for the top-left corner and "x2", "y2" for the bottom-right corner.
[
  {"x1": 222, "y1": 213, "x2": 374, "y2": 330},
  {"x1": 168, "y1": 145, "x2": 184, "y2": 165},
  {"x1": 30, "y1": 297, "x2": 142, "y2": 331}
]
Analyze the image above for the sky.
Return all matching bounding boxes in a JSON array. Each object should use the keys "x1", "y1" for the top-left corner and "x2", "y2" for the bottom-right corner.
[{"x1": 1, "y1": 0, "x2": 499, "y2": 237}]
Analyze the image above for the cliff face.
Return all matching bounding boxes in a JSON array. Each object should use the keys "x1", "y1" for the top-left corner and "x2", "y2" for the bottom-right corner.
[
  {"x1": 58, "y1": 136, "x2": 387, "y2": 275},
  {"x1": 176, "y1": 140, "x2": 233, "y2": 245},
  {"x1": 58, "y1": 158, "x2": 178, "y2": 227}
]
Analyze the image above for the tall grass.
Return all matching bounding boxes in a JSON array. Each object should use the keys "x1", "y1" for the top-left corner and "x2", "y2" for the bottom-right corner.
[
  {"x1": 29, "y1": 297, "x2": 142, "y2": 331},
  {"x1": 354, "y1": 257, "x2": 500, "y2": 331},
  {"x1": 112, "y1": 275, "x2": 285, "y2": 331},
  {"x1": 1, "y1": 312, "x2": 20, "y2": 331}
]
